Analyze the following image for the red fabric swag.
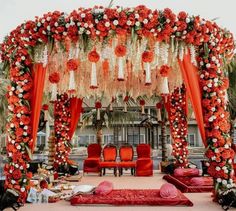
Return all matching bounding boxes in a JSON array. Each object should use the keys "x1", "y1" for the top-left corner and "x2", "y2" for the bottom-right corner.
[
  {"x1": 68, "y1": 97, "x2": 83, "y2": 139},
  {"x1": 178, "y1": 54, "x2": 206, "y2": 146},
  {"x1": 31, "y1": 63, "x2": 46, "y2": 151}
]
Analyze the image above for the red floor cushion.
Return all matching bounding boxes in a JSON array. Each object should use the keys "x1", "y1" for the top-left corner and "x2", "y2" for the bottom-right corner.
[
  {"x1": 160, "y1": 183, "x2": 178, "y2": 199},
  {"x1": 95, "y1": 181, "x2": 113, "y2": 195},
  {"x1": 174, "y1": 168, "x2": 199, "y2": 177}
]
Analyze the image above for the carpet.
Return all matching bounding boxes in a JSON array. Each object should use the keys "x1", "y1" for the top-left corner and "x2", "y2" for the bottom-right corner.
[
  {"x1": 163, "y1": 175, "x2": 213, "y2": 193},
  {"x1": 70, "y1": 189, "x2": 193, "y2": 206}
]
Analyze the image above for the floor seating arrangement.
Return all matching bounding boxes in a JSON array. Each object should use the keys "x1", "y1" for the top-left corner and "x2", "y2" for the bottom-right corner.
[
  {"x1": 117, "y1": 144, "x2": 136, "y2": 176},
  {"x1": 163, "y1": 168, "x2": 213, "y2": 192},
  {"x1": 70, "y1": 188, "x2": 193, "y2": 206},
  {"x1": 99, "y1": 144, "x2": 118, "y2": 176},
  {"x1": 136, "y1": 144, "x2": 153, "y2": 176},
  {"x1": 83, "y1": 144, "x2": 102, "y2": 175}
]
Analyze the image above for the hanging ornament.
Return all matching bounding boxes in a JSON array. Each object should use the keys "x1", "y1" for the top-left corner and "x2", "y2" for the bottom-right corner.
[
  {"x1": 156, "y1": 102, "x2": 162, "y2": 121},
  {"x1": 95, "y1": 101, "x2": 102, "y2": 120},
  {"x1": 123, "y1": 96, "x2": 129, "y2": 113},
  {"x1": 159, "y1": 65, "x2": 171, "y2": 95},
  {"x1": 88, "y1": 50, "x2": 100, "y2": 89},
  {"x1": 139, "y1": 99, "x2": 146, "y2": 115},
  {"x1": 42, "y1": 45, "x2": 48, "y2": 68},
  {"x1": 67, "y1": 59, "x2": 78, "y2": 93},
  {"x1": 115, "y1": 45, "x2": 127, "y2": 81},
  {"x1": 110, "y1": 97, "x2": 115, "y2": 112},
  {"x1": 42, "y1": 104, "x2": 49, "y2": 121},
  {"x1": 142, "y1": 51, "x2": 154, "y2": 85},
  {"x1": 49, "y1": 72, "x2": 60, "y2": 101}
]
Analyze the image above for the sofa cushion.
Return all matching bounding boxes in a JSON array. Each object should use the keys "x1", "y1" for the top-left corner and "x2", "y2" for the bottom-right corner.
[
  {"x1": 160, "y1": 183, "x2": 178, "y2": 199},
  {"x1": 95, "y1": 181, "x2": 113, "y2": 195}
]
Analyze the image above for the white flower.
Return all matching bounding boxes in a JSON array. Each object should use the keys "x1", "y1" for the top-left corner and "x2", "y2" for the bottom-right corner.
[
  {"x1": 11, "y1": 180, "x2": 16, "y2": 184},
  {"x1": 18, "y1": 94, "x2": 23, "y2": 98},
  {"x1": 208, "y1": 117, "x2": 214, "y2": 122},
  {"x1": 143, "y1": 19, "x2": 148, "y2": 24},
  {"x1": 135, "y1": 21, "x2": 140, "y2": 26},
  {"x1": 81, "y1": 13, "x2": 86, "y2": 18},
  {"x1": 37, "y1": 22, "x2": 41, "y2": 27},
  {"x1": 65, "y1": 23, "x2": 70, "y2": 28},
  {"x1": 224, "y1": 144, "x2": 229, "y2": 149},
  {"x1": 86, "y1": 30, "x2": 91, "y2": 35},
  {"x1": 77, "y1": 22, "x2": 81, "y2": 26},
  {"x1": 54, "y1": 22, "x2": 58, "y2": 27},
  {"x1": 135, "y1": 14, "x2": 139, "y2": 19},
  {"x1": 70, "y1": 21, "x2": 75, "y2": 26},
  {"x1": 105, "y1": 22, "x2": 110, "y2": 27},
  {"x1": 186, "y1": 18, "x2": 190, "y2": 23},
  {"x1": 23, "y1": 132, "x2": 27, "y2": 136},
  {"x1": 23, "y1": 179, "x2": 27, "y2": 183},
  {"x1": 166, "y1": 19, "x2": 170, "y2": 23},
  {"x1": 215, "y1": 166, "x2": 221, "y2": 171},
  {"x1": 95, "y1": 30, "x2": 100, "y2": 35},
  {"x1": 215, "y1": 149, "x2": 219, "y2": 153},
  {"x1": 206, "y1": 63, "x2": 211, "y2": 68},
  {"x1": 89, "y1": 24, "x2": 93, "y2": 28},
  {"x1": 216, "y1": 178, "x2": 222, "y2": 183},
  {"x1": 15, "y1": 164, "x2": 19, "y2": 168},
  {"x1": 222, "y1": 180, "x2": 227, "y2": 185},
  {"x1": 16, "y1": 113, "x2": 21, "y2": 118},
  {"x1": 9, "y1": 170, "x2": 13, "y2": 173},
  {"x1": 20, "y1": 187, "x2": 25, "y2": 192},
  {"x1": 112, "y1": 20, "x2": 118, "y2": 26},
  {"x1": 47, "y1": 26, "x2": 50, "y2": 31},
  {"x1": 16, "y1": 145, "x2": 21, "y2": 150},
  {"x1": 84, "y1": 23, "x2": 88, "y2": 28},
  {"x1": 63, "y1": 32, "x2": 67, "y2": 36},
  {"x1": 103, "y1": 14, "x2": 108, "y2": 19},
  {"x1": 10, "y1": 123, "x2": 15, "y2": 128},
  {"x1": 207, "y1": 83, "x2": 212, "y2": 88},
  {"x1": 126, "y1": 20, "x2": 132, "y2": 26},
  {"x1": 212, "y1": 138, "x2": 217, "y2": 143},
  {"x1": 41, "y1": 19, "x2": 45, "y2": 23},
  {"x1": 173, "y1": 26, "x2": 178, "y2": 31},
  {"x1": 211, "y1": 56, "x2": 216, "y2": 61}
]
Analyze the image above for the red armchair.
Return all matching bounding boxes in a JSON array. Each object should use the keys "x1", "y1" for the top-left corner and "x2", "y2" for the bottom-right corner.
[
  {"x1": 136, "y1": 144, "x2": 153, "y2": 176},
  {"x1": 83, "y1": 144, "x2": 102, "y2": 175},
  {"x1": 117, "y1": 144, "x2": 136, "y2": 176},
  {"x1": 99, "y1": 144, "x2": 117, "y2": 176}
]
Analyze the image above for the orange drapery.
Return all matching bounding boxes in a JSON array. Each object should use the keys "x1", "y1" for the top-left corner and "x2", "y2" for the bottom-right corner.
[
  {"x1": 178, "y1": 54, "x2": 206, "y2": 146},
  {"x1": 30, "y1": 63, "x2": 46, "y2": 151},
  {"x1": 68, "y1": 97, "x2": 83, "y2": 139}
]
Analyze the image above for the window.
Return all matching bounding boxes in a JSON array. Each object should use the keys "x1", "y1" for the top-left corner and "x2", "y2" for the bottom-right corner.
[
  {"x1": 188, "y1": 134, "x2": 196, "y2": 147},
  {"x1": 77, "y1": 135, "x2": 95, "y2": 147},
  {"x1": 140, "y1": 134, "x2": 145, "y2": 143},
  {"x1": 103, "y1": 134, "x2": 114, "y2": 145}
]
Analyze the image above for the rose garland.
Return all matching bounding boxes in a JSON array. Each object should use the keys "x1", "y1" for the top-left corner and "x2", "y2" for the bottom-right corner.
[
  {"x1": 0, "y1": 5, "x2": 234, "y2": 200},
  {"x1": 168, "y1": 85, "x2": 189, "y2": 168},
  {"x1": 54, "y1": 93, "x2": 72, "y2": 169},
  {"x1": 4, "y1": 65, "x2": 33, "y2": 202}
]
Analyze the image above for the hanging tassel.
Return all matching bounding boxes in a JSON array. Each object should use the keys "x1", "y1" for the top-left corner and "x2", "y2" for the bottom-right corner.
[
  {"x1": 90, "y1": 63, "x2": 98, "y2": 89},
  {"x1": 97, "y1": 108, "x2": 101, "y2": 120},
  {"x1": 157, "y1": 108, "x2": 162, "y2": 121},
  {"x1": 124, "y1": 103, "x2": 127, "y2": 113},
  {"x1": 139, "y1": 100, "x2": 145, "y2": 115},
  {"x1": 118, "y1": 57, "x2": 124, "y2": 81},
  {"x1": 160, "y1": 77, "x2": 169, "y2": 94},
  {"x1": 144, "y1": 62, "x2": 151, "y2": 85},
  {"x1": 109, "y1": 102, "x2": 113, "y2": 112},
  {"x1": 68, "y1": 70, "x2": 76, "y2": 92},
  {"x1": 51, "y1": 83, "x2": 57, "y2": 101},
  {"x1": 95, "y1": 102, "x2": 102, "y2": 120}
]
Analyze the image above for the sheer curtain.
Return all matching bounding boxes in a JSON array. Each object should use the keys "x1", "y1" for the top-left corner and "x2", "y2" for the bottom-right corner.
[
  {"x1": 68, "y1": 97, "x2": 83, "y2": 139},
  {"x1": 30, "y1": 63, "x2": 46, "y2": 151},
  {"x1": 178, "y1": 53, "x2": 206, "y2": 146}
]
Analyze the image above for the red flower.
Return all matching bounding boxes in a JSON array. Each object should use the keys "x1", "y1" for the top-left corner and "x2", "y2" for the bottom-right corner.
[
  {"x1": 95, "y1": 101, "x2": 102, "y2": 109},
  {"x1": 159, "y1": 65, "x2": 171, "y2": 77},
  {"x1": 67, "y1": 59, "x2": 78, "y2": 71},
  {"x1": 139, "y1": 99, "x2": 145, "y2": 106},
  {"x1": 156, "y1": 102, "x2": 163, "y2": 109},
  {"x1": 42, "y1": 104, "x2": 49, "y2": 110},
  {"x1": 49, "y1": 72, "x2": 60, "y2": 83},
  {"x1": 115, "y1": 45, "x2": 127, "y2": 57},
  {"x1": 88, "y1": 50, "x2": 100, "y2": 63},
  {"x1": 142, "y1": 51, "x2": 154, "y2": 63},
  {"x1": 12, "y1": 169, "x2": 22, "y2": 180},
  {"x1": 124, "y1": 96, "x2": 129, "y2": 102}
]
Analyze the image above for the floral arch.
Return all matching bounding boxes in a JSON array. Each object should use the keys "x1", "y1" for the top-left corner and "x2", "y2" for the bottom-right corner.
[{"x1": 0, "y1": 5, "x2": 235, "y2": 202}]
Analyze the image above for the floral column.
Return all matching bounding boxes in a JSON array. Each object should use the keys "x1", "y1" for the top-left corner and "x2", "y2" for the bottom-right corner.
[
  {"x1": 168, "y1": 85, "x2": 189, "y2": 168},
  {"x1": 54, "y1": 93, "x2": 72, "y2": 169}
]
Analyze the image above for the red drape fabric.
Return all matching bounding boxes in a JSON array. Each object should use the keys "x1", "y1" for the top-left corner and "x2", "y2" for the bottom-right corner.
[
  {"x1": 68, "y1": 97, "x2": 83, "y2": 139},
  {"x1": 31, "y1": 63, "x2": 46, "y2": 151},
  {"x1": 178, "y1": 54, "x2": 206, "y2": 146}
]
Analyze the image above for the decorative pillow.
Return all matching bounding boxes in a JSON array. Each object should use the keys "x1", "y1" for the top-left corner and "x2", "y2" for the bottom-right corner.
[
  {"x1": 160, "y1": 183, "x2": 178, "y2": 199},
  {"x1": 190, "y1": 177, "x2": 213, "y2": 186},
  {"x1": 174, "y1": 168, "x2": 200, "y2": 177},
  {"x1": 95, "y1": 181, "x2": 113, "y2": 195}
]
